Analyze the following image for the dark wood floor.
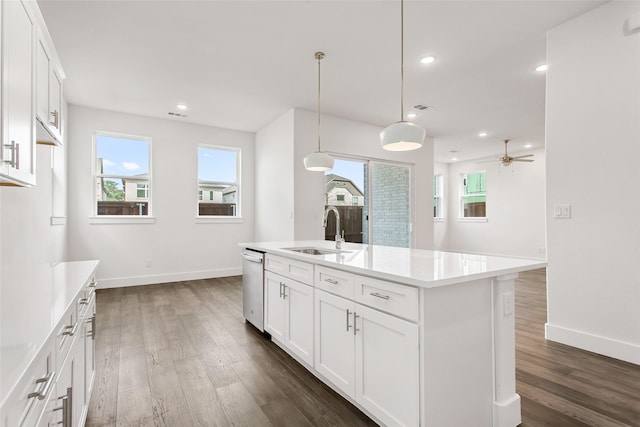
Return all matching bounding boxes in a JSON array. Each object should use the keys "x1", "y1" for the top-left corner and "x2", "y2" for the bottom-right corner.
[{"x1": 86, "y1": 270, "x2": 640, "y2": 427}]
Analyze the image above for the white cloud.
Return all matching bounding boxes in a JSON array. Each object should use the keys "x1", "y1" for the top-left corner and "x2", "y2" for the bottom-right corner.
[
  {"x1": 103, "y1": 159, "x2": 115, "y2": 167},
  {"x1": 122, "y1": 162, "x2": 140, "y2": 171}
]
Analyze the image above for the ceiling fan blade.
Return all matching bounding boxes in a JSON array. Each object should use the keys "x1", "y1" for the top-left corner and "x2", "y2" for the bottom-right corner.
[
  {"x1": 512, "y1": 158, "x2": 534, "y2": 162},
  {"x1": 476, "y1": 159, "x2": 499, "y2": 163},
  {"x1": 512, "y1": 154, "x2": 534, "y2": 159}
]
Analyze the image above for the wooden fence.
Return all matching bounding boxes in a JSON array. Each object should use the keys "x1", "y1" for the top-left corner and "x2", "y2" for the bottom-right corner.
[
  {"x1": 198, "y1": 202, "x2": 236, "y2": 216},
  {"x1": 97, "y1": 201, "x2": 148, "y2": 216},
  {"x1": 324, "y1": 205, "x2": 363, "y2": 243}
]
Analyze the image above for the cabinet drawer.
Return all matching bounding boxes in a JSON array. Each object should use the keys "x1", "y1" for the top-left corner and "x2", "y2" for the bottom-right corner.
[
  {"x1": 355, "y1": 276, "x2": 419, "y2": 322},
  {"x1": 265, "y1": 254, "x2": 313, "y2": 285},
  {"x1": 55, "y1": 308, "x2": 78, "y2": 372},
  {"x1": 0, "y1": 336, "x2": 55, "y2": 427},
  {"x1": 315, "y1": 266, "x2": 355, "y2": 300}
]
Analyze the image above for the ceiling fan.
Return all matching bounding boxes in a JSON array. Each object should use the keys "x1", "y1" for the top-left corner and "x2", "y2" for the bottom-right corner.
[{"x1": 479, "y1": 139, "x2": 534, "y2": 166}]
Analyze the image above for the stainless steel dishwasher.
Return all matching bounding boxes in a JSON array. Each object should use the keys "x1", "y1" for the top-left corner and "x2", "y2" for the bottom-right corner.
[{"x1": 242, "y1": 248, "x2": 265, "y2": 332}]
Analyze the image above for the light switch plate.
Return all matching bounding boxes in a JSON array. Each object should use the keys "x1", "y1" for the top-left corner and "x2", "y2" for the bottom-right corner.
[{"x1": 553, "y1": 204, "x2": 571, "y2": 218}]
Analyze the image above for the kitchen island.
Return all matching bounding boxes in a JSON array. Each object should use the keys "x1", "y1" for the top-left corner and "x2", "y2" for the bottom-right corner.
[{"x1": 241, "y1": 240, "x2": 545, "y2": 427}]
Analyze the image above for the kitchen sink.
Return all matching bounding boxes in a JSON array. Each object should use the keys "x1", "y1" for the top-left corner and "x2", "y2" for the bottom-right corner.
[{"x1": 283, "y1": 247, "x2": 350, "y2": 255}]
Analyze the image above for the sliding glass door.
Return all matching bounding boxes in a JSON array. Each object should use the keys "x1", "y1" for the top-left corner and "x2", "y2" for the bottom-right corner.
[{"x1": 324, "y1": 158, "x2": 411, "y2": 248}]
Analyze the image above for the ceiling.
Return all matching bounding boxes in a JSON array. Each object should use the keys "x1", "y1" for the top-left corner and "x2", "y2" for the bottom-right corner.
[{"x1": 38, "y1": 0, "x2": 604, "y2": 163}]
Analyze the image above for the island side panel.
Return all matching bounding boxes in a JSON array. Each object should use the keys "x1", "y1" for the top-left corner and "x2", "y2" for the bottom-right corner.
[
  {"x1": 492, "y1": 273, "x2": 521, "y2": 427},
  {"x1": 420, "y1": 278, "x2": 494, "y2": 427}
]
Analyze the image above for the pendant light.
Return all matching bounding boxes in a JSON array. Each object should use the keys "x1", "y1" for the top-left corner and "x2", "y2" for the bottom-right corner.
[
  {"x1": 304, "y1": 52, "x2": 335, "y2": 171},
  {"x1": 380, "y1": 0, "x2": 426, "y2": 151}
]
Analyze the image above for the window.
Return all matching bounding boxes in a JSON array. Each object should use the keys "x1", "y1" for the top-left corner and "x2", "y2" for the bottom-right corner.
[
  {"x1": 198, "y1": 146, "x2": 240, "y2": 217},
  {"x1": 460, "y1": 171, "x2": 486, "y2": 218},
  {"x1": 433, "y1": 174, "x2": 443, "y2": 219},
  {"x1": 337, "y1": 194, "x2": 345, "y2": 202},
  {"x1": 136, "y1": 183, "x2": 149, "y2": 199},
  {"x1": 94, "y1": 132, "x2": 151, "y2": 216},
  {"x1": 352, "y1": 196, "x2": 359, "y2": 206}
]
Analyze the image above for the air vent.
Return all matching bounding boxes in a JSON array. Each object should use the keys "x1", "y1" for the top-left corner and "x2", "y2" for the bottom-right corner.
[
  {"x1": 168, "y1": 112, "x2": 188, "y2": 118},
  {"x1": 413, "y1": 104, "x2": 432, "y2": 110}
]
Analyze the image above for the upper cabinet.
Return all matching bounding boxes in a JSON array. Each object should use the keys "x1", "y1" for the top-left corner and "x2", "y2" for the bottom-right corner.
[
  {"x1": 35, "y1": 29, "x2": 64, "y2": 146},
  {"x1": 1, "y1": 0, "x2": 36, "y2": 186},
  {"x1": 0, "y1": 0, "x2": 64, "y2": 187}
]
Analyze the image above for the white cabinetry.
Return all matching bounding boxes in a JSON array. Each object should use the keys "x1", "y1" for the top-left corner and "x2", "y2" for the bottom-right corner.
[
  {"x1": 314, "y1": 288, "x2": 419, "y2": 427},
  {"x1": 1, "y1": 0, "x2": 36, "y2": 186},
  {"x1": 264, "y1": 271, "x2": 314, "y2": 366},
  {"x1": 35, "y1": 31, "x2": 63, "y2": 146}
]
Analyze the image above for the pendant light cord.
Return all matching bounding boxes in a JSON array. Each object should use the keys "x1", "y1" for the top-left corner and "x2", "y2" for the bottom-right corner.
[
  {"x1": 400, "y1": 0, "x2": 404, "y2": 121},
  {"x1": 315, "y1": 52, "x2": 324, "y2": 152}
]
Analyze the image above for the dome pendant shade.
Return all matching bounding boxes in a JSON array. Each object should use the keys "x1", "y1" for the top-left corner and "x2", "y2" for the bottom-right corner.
[
  {"x1": 380, "y1": 121, "x2": 426, "y2": 151},
  {"x1": 304, "y1": 151, "x2": 335, "y2": 171}
]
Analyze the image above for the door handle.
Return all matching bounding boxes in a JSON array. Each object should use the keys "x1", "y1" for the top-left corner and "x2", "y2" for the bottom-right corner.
[
  {"x1": 353, "y1": 312, "x2": 360, "y2": 336},
  {"x1": 346, "y1": 309, "x2": 352, "y2": 331}
]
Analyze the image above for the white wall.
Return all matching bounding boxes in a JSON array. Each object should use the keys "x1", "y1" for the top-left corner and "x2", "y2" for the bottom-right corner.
[
  {"x1": 66, "y1": 106, "x2": 255, "y2": 287},
  {"x1": 435, "y1": 149, "x2": 546, "y2": 259},
  {"x1": 545, "y1": 1, "x2": 640, "y2": 364},
  {"x1": 255, "y1": 109, "x2": 294, "y2": 241},
  {"x1": 291, "y1": 108, "x2": 434, "y2": 249}
]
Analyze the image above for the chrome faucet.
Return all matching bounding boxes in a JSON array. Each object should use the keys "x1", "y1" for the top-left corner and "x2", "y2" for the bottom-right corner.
[{"x1": 322, "y1": 206, "x2": 344, "y2": 250}]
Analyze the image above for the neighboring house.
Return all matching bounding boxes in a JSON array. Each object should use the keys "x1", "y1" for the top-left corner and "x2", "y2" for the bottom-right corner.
[
  {"x1": 325, "y1": 174, "x2": 364, "y2": 206},
  {"x1": 122, "y1": 174, "x2": 149, "y2": 201},
  {"x1": 198, "y1": 181, "x2": 235, "y2": 203}
]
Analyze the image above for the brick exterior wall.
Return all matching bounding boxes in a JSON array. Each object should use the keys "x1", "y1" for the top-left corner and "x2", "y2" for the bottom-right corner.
[{"x1": 370, "y1": 163, "x2": 410, "y2": 248}]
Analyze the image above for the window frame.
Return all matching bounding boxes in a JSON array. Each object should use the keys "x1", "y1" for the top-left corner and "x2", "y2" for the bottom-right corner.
[
  {"x1": 433, "y1": 174, "x2": 444, "y2": 220},
  {"x1": 91, "y1": 131, "x2": 154, "y2": 222},
  {"x1": 459, "y1": 171, "x2": 487, "y2": 221},
  {"x1": 196, "y1": 144, "x2": 242, "y2": 220}
]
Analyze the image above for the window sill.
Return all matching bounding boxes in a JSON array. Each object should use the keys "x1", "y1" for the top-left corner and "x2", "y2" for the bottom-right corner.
[
  {"x1": 89, "y1": 216, "x2": 156, "y2": 224},
  {"x1": 457, "y1": 217, "x2": 488, "y2": 223},
  {"x1": 195, "y1": 217, "x2": 244, "y2": 224}
]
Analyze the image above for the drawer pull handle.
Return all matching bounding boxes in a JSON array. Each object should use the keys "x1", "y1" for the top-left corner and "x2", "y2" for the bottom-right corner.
[
  {"x1": 79, "y1": 298, "x2": 89, "y2": 305},
  {"x1": 88, "y1": 281, "x2": 97, "y2": 288},
  {"x1": 63, "y1": 322, "x2": 78, "y2": 336},
  {"x1": 27, "y1": 371, "x2": 55, "y2": 400},
  {"x1": 370, "y1": 292, "x2": 390, "y2": 300},
  {"x1": 324, "y1": 278, "x2": 339, "y2": 285}
]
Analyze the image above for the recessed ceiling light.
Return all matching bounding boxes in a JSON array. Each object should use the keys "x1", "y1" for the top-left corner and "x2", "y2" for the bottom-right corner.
[
  {"x1": 452, "y1": 157, "x2": 458, "y2": 162},
  {"x1": 407, "y1": 112, "x2": 417, "y2": 119},
  {"x1": 535, "y1": 64, "x2": 548, "y2": 72},
  {"x1": 420, "y1": 56, "x2": 436, "y2": 64},
  {"x1": 478, "y1": 132, "x2": 488, "y2": 137},
  {"x1": 176, "y1": 103, "x2": 189, "y2": 111},
  {"x1": 525, "y1": 144, "x2": 533, "y2": 148}
]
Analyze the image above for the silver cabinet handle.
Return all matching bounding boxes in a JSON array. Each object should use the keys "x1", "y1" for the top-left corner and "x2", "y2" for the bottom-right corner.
[
  {"x1": 282, "y1": 284, "x2": 288, "y2": 299},
  {"x1": 79, "y1": 298, "x2": 89, "y2": 305},
  {"x1": 346, "y1": 309, "x2": 352, "y2": 331},
  {"x1": 279, "y1": 282, "x2": 284, "y2": 298},
  {"x1": 50, "y1": 110, "x2": 59, "y2": 129},
  {"x1": 54, "y1": 387, "x2": 72, "y2": 427},
  {"x1": 88, "y1": 281, "x2": 97, "y2": 288},
  {"x1": 242, "y1": 253, "x2": 263, "y2": 263},
  {"x1": 91, "y1": 315, "x2": 96, "y2": 340},
  {"x1": 370, "y1": 292, "x2": 390, "y2": 300},
  {"x1": 353, "y1": 312, "x2": 360, "y2": 335},
  {"x1": 324, "y1": 278, "x2": 338, "y2": 285},
  {"x1": 3, "y1": 141, "x2": 16, "y2": 168},
  {"x1": 27, "y1": 371, "x2": 56, "y2": 400},
  {"x1": 63, "y1": 322, "x2": 78, "y2": 336}
]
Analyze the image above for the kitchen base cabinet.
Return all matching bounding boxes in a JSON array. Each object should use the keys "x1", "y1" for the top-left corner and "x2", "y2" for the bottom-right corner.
[
  {"x1": 264, "y1": 271, "x2": 314, "y2": 366},
  {"x1": 314, "y1": 289, "x2": 419, "y2": 427}
]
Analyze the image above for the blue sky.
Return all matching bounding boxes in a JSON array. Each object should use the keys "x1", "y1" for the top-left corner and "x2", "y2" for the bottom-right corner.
[
  {"x1": 96, "y1": 135, "x2": 149, "y2": 176},
  {"x1": 198, "y1": 147, "x2": 237, "y2": 182},
  {"x1": 327, "y1": 158, "x2": 365, "y2": 192}
]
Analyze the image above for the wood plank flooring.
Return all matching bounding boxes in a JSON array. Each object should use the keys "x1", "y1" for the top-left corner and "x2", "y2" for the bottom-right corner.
[{"x1": 87, "y1": 270, "x2": 640, "y2": 427}]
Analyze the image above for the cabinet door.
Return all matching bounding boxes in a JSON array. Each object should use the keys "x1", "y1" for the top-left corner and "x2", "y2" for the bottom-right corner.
[
  {"x1": 84, "y1": 298, "x2": 96, "y2": 407},
  {"x1": 284, "y1": 279, "x2": 314, "y2": 366},
  {"x1": 264, "y1": 271, "x2": 286, "y2": 342},
  {"x1": 1, "y1": 0, "x2": 35, "y2": 186},
  {"x1": 57, "y1": 335, "x2": 85, "y2": 427},
  {"x1": 314, "y1": 289, "x2": 355, "y2": 398},
  {"x1": 49, "y1": 69, "x2": 62, "y2": 136},
  {"x1": 355, "y1": 304, "x2": 419, "y2": 427},
  {"x1": 36, "y1": 38, "x2": 50, "y2": 124}
]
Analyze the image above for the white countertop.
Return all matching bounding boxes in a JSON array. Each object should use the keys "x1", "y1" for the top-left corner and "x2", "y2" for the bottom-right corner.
[
  {"x1": 0, "y1": 260, "x2": 99, "y2": 401},
  {"x1": 241, "y1": 241, "x2": 546, "y2": 288}
]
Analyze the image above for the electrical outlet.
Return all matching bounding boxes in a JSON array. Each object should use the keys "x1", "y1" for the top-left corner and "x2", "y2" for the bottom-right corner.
[
  {"x1": 537, "y1": 247, "x2": 546, "y2": 254},
  {"x1": 503, "y1": 291, "x2": 514, "y2": 316},
  {"x1": 145, "y1": 258, "x2": 152, "y2": 267}
]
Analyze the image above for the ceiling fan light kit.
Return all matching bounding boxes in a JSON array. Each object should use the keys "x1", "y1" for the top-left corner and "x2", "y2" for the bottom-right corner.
[
  {"x1": 380, "y1": 0, "x2": 426, "y2": 152},
  {"x1": 304, "y1": 51, "x2": 335, "y2": 172}
]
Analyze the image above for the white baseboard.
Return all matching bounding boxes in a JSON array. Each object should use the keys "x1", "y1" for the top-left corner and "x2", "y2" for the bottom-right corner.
[
  {"x1": 493, "y1": 394, "x2": 521, "y2": 427},
  {"x1": 545, "y1": 323, "x2": 640, "y2": 365},
  {"x1": 97, "y1": 267, "x2": 242, "y2": 289}
]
